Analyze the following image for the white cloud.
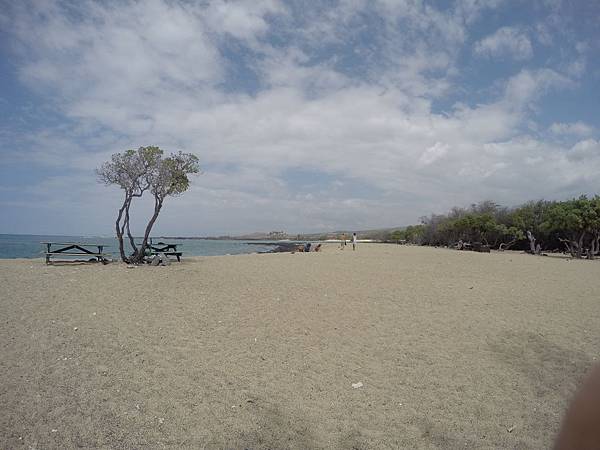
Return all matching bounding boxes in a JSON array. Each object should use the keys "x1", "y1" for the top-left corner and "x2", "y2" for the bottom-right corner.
[
  {"x1": 455, "y1": 0, "x2": 506, "y2": 24},
  {"x1": 204, "y1": 0, "x2": 284, "y2": 41},
  {"x1": 549, "y1": 122, "x2": 595, "y2": 137},
  {"x1": 474, "y1": 26, "x2": 533, "y2": 60},
  {"x1": 418, "y1": 142, "x2": 449, "y2": 166},
  {"x1": 1, "y1": 0, "x2": 597, "y2": 234},
  {"x1": 567, "y1": 139, "x2": 600, "y2": 162},
  {"x1": 503, "y1": 68, "x2": 571, "y2": 108}
]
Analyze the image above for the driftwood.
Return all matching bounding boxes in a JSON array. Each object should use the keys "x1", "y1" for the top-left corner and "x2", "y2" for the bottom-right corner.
[
  {"x1": 558, "y1": 233, "x2": 587, "y2": 259},
  {"x1": 472, "y1": 242, "x2": 491, "y2": 253},
  {"x1": 498, "y1": 240, "x2": 517, "y2": 251},
  {"x1": 526, "y1": 231, "x2": 540, "y2": 255},
  {"x1": 455, "y1": 240, "x2": 490, "y2": 253}
]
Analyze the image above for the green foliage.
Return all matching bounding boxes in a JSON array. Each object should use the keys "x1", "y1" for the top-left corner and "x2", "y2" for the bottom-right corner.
[
  {"x1": 388, "y1": 225, "x2": 425, "y2": 243},
  {"x1": 541, "y1": 196, "x2": 600, "y2": 257},
  {"x1": 404, "y1": 225, "x2": 425, "y2": 243},
  {"x1": 150, "y1": 151, "x2": 200, "y2": 200},
  {"x1": 390, "y1": 229, "x2": 405, "y2": 241},
  {"x1": 413, "y1": 197, "x2": 600, "y2": 258},
  {"x1": 543, "y1": 196, "x2": 600, "y2": 235}
]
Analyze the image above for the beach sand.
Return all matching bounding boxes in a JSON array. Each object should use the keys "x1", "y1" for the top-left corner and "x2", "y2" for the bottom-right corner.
[{"x1": 1, "y1": 244, "x2": 599, "y2": 449}]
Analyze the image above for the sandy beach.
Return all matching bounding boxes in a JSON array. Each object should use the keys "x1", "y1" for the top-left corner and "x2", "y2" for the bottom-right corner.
[{"x1": 1, "y1": 244, "x2": 599, "y2": 449}]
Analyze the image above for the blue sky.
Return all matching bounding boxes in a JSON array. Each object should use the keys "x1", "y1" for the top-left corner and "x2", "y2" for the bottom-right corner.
[{"x1": 0, "y1": 0, "x2": 599, "y2": 236}]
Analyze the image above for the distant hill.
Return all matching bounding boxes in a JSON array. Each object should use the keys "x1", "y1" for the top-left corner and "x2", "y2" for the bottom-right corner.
[
  {"x1": 226, "y1": 227, "x2": 403, "y2": 241},
  {"x1": 296, "y1": 228, "x2": 401, "y2": 241},
  {"x1": 158, "y1": 227, "x2": 404, "y2": 241}
]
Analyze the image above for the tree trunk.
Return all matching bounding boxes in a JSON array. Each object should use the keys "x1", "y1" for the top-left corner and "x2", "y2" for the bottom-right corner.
[
  {"x1": 588, "y1": 234, "x2": 598, "y2": 260},
  {"x1": 115, "y1": 193, "x2": 131, "y2": 262},
  {"x1": 576, "y1": 232, "x2": 586, "y2": 259},
  {"x1": 559, "y1": 238, "x2": 577, "y2": 257},
  {"x1": 130, "y1": 196, "x2": 163, "y2": 264},
  {"x1": 526, "y1": 231, "x2": 537, "y2": 254},
  {"x1": 124, "y1": 197, "x2": 137, "y2": 255}
]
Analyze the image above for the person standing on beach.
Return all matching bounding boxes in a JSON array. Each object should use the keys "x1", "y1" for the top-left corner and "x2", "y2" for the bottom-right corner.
[
  {"x1": 352, "y1": 232, "x2": 357, "y2": 251},
  {"x1": 340, "y1": 233, "x2": 346, "y2": 250}
]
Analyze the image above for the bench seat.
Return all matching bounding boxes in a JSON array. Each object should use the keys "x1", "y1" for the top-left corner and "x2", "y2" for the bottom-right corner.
[
  {"x1": 148, "y1": 251, "x2": 182, "y2": 262},
  {"x1": 45, "y1": 252, "x2": 111, "y2": 264}
]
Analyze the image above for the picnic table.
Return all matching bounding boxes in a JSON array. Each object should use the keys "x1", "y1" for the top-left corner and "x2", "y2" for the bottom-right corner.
[
  {"x1": 42, "y1": 242, "x2": 110, "y2": 265},
  {"x1": 142, "y1": 241, "x2": 182, "y2": 262}
]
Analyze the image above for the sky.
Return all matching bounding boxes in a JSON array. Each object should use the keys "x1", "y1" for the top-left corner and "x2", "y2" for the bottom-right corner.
[{"x1": 0, "y1": 0, "x2": 599, "y2": 236}]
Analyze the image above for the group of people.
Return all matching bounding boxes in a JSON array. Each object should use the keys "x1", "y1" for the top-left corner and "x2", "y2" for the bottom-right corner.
[
  {"x1": 340, "y1": 232, "x2": 358, "y2": 251},
  {"x1": 296, "y1": 243, "x2": 322, "y2": 252},
  {"x1": 292, "y1": 233, "x2": 358, "y2": 253}
]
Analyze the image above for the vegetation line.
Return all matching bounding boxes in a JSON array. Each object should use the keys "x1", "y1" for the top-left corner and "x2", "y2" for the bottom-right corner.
[{"x1": 388, "y1": 197, "x2": 600, "y2": 260}]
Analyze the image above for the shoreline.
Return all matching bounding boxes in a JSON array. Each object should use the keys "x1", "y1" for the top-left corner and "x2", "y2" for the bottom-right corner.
[{"x1": 1, "y1": 243, "x2": 593, "y2": 262}]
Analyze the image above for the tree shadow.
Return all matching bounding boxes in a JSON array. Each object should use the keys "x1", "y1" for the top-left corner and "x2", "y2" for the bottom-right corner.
[
  {"x1": 413, "y1": 332, "x2": 595, "y2": 449},
  {"x1": 488, "y1": 330, "x2": 593, "y2": 399}
]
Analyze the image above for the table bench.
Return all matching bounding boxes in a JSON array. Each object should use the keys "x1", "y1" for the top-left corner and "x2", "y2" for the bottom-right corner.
[
  {"x1": 42, "y1": 242, "x2": 111, "y2": 265},
  {"x1": 142, "y1": 242, "x2": 182, "y2": 262}
]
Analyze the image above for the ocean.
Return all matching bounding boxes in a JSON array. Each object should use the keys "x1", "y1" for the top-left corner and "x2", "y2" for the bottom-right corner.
[{"x1": 0, "y1": 234, "x2": 279, "y2": 259}]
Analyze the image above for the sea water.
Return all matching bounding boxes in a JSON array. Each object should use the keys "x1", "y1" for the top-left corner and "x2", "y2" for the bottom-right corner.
[{"x1": 0, "y1": 234, "x2": 278, "y2": 259}]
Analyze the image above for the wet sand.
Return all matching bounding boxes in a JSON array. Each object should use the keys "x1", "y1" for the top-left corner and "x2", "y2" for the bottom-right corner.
[{"x1": 1, "y1": 244, "x2": 599, "y2": 449}]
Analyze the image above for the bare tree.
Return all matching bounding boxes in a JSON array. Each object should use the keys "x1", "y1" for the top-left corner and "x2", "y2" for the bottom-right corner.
[{"x1": 526, "y1": 230, "x2": 539, "y2": 255}]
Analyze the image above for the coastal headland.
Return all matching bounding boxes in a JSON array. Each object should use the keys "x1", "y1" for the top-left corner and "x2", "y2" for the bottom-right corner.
[{"x1": 1, "y1": 244, "x2": 598, "y2": 448}]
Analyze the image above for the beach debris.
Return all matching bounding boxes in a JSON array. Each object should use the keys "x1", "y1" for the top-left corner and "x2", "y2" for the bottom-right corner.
[
  {"x1": 254, "y1": 337, "x2": 257, "y2": 342},
  {"x1": 51, "y1": 429, "x2": 57, "y2": 433},
  {"x1": 158, "y1": 417, "x2": 164, "y2": 425},
  {"x1": 352, "y1": 381, "x2": 364, "y2": 389},
  {"x1": 126, "y1": 265, "x2": 135, "y2": 269},
  {"x1": 507, "y1": 425, "x2": 515, "y2": 433},
  {"x1": 73, "y1": 327, "x2": 78, "y2": 331}
]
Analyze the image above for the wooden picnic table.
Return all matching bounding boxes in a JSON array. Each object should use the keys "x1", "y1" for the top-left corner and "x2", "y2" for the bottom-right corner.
[
  {"x1": 140, "y1": 242, "x2": 183, "y2": 262},
  {"x1": 42, "y1": 242, "x2": 110, "y2": 265}
]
